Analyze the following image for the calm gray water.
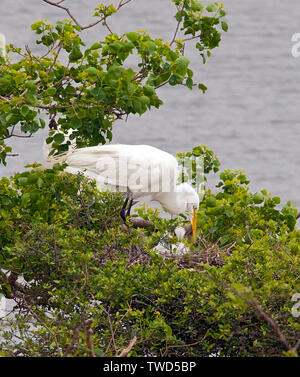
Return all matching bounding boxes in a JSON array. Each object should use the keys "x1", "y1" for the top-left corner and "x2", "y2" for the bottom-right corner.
[{"x1": 1, "y1": 0, "x2": 300, "y2": 209}]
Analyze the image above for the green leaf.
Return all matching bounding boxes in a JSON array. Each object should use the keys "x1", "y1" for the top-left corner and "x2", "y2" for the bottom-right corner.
[
  {"x1": 206, "y1": 197, "x2": 216, "y2": 207},
  {"x1": 1, "y1": 282, "x2": 11, "y2": 297},
  {"x1": 39, "y1": 118, "x2": 46, "y2": 128},
  {"x1": 186, "y1": 78, "x2": 193, "y2": 89},
  {"x1": 221, "y1": 21, "x2": 228, "y2": 32},
  {"x1": 143, "y1": 85, "x2": 156, "y2": 97},
  {"x1": 139, "y1": 95, "x2": 150, "y2": 106},
  {"x1": 91, "y1": 87, "x2": 106, "y2": 101},
  {"x1": 126, "y1": 32, "x2": 139, "y2": 42},
  {"x1": 69, "y1": 45, "x2": 83, "y2": 62},
  {"x1": 25, "y1": 80, "x2": 38, "y2": 93},
  {"x1": 174, "y1": 56, "x2": 190, "y2": 74},
  {"x1": 37, "y1": 178, "x2": 44, "y2": 188},
  {"x1": 206, "y1": 4, "x2": 217, "y2": 12},
  {"x1": 85, "y1": 67, "x2": 98, "y2": 77},
  {"x1": 191, "y1": 1, "x2": 205, "y2": 11},
  {"x1": 143, "y1": 41, "x2": 156, "y2": 54},
  {"x1": 20, "y1": 105, "x2": 30, "y2": 117},
  {"x1": 90, "y1": 42, "x2": 102, "y2": 50},
  {"x1": 53, "y1": 133, "x2": 65, "y2": 145},
  {"x1": 24, "y1": 92, "x2": 37, "y2": 106},
  {"x1": 169, "y1": 74, "x2": 184, "y2": 86},
  {"x1": 198, "y1": 83, "x2": 207, "y2": 93},
  {"x1": 18, "y1": 177, "x2": 28, "y2": 186},
  {"x1": 252, "y1": 193, "x2": 264, "y2": 204},
  {"x1": 46, "y1": 87, "x2": 57, "y2": 96},
  {"x1": 71, "y1": 118, "x2": 82, "y2": 128},
  {"x1": 225, "y1": 209, "x2": 234, "y2": 218},
  {"x1": 20, "y1": 192, "x2": 30, "y2": 206}
]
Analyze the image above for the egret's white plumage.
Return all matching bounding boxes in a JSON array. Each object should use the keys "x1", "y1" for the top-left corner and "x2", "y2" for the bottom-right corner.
[{"x1": 44, "y1": 140, "x2": 199, "y2": 240}]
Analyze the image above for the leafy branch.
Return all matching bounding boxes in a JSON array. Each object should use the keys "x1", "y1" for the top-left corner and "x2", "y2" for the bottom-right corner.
[{"x1": 0, "y1": 1, "x2": 228, "y2": 165}]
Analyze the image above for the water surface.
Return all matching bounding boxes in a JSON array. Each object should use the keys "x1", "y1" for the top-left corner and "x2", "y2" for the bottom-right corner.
[{"x1": 0, "y1": 0, "x2": 300, "y2": 208}]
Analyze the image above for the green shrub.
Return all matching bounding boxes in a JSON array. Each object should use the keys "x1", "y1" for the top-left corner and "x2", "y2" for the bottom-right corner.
[{"x1": 0, "y1": 160, "x2": 299, "y2": 357}]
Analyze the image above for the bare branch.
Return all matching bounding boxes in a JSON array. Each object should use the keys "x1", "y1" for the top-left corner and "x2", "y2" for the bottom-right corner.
[
  {"x1": 117, "y1": 336, "x2": 137, "y2": 357},
  {"x1": 63, "y1": 322, "x2": 84, "y2": 356},
  {"x1": 117, "y1": 0, "x2": 134, "y2": 10},
  {"x1": 84, "y1": 319, "x2": 96, "y2": 357},
  {"x1": 170, "y1": 0, "x2": 187, "y2": 46},
  {"x1": 181, "y1": 33, "x2": 202, "y2": 43},
  {"x1": 47, "y1": 41, "x2": 64, "y2": 75},
  {"x1": 42, "y1": 0, "x2": 134, "y2": 31}
]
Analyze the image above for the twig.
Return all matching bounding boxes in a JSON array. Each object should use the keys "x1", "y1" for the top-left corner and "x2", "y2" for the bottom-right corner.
[
  {"x1": 42, "y1": 0, "x2": 104, "y2": 30},
  {"x1": 63, "y1": 322, "x2": 84, "y2": 356},
  {"x1": 117, "y1": 336, "x2": 137, "y2": 357},
  {"x1": 101, "y1": 305, "x2": 118, "y2": 354},
  {"x1": 103, "y1": 20, "x2": 113, "y2": 34},
  {"x1": 42, "y1": 0, "x2": 134, "y2": 30},
  {"x1": 117, "y1": 0, "x2": 133, "y2": 10},
  {"x1": 181, "y1": 33, "x2": 202, "y2": 42},
  {"x1": 47, "y1": 41, "x2": 63, "y2": 75},
  {"x1": 84, "y1": 319, "x2": 96, "y2": 357},
  {"x1": 170, "y1": 0, "x2": 187, "y2": 46}
]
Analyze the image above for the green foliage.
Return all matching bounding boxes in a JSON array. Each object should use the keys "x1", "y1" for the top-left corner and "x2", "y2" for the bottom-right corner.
[
  {"x1": 172, "y1": 0, "x2": 226, "y2": 64},
  {"x1": 0, "y1": 1, "x2": 298, "y2": 358},
  {"x1": 177, "y1": 145, "x2": 220, "y2": 195},
  {"x1": 197, "y1": 169, "x2": 298, "y2": 247},
  {"x1": 0, "y1": 1, "x2": 228, "y2": 164},
  {"x1": 0, "y1": 155, "x2": 299, "y2": 357}
]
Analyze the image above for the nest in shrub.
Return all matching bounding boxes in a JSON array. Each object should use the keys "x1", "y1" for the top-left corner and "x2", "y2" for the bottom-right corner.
[
  {"x1": 123, "y1": 217, "x2": 235, "y2": 269},
  {"x1": 168, "y1": 241, "x2": 235, "y2": 269},
  {"x1": 148, "y1": 240, "x2": 234, "y2": 269}
]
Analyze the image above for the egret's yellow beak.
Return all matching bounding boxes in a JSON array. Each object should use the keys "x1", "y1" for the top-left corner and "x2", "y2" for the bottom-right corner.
[{"x1": 192, "y1": 207, "x2": 197, "y2": 243}]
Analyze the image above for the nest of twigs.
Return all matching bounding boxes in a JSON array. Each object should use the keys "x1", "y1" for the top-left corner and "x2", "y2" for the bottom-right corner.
[
  {"x1": 123, "y1": 217, "x2": 235, "y2": 270},
  {"x1": 168, "y1": 241, "x2": 235, "y2": 269}
]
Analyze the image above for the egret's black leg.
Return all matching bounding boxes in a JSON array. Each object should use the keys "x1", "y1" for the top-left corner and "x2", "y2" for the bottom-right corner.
[
  {"x1": 126, "y1": 198, "x2": 134, "y2": 217},
  {"x1": 120, "y1": 197, "x2": 129, "y2": 223}
]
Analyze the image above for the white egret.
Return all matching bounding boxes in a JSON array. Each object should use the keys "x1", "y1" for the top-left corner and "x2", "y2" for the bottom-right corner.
[{"x1": 44, "y1": 142, "x2": 200, "y2": 242}]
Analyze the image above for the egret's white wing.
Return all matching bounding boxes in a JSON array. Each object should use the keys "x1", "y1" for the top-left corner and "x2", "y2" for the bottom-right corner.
[{"x1": 66, "y1": 144, "x2": 179, "y2": 196}]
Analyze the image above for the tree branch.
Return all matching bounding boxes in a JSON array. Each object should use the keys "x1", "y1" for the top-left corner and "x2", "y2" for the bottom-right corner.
[
  {"x1": 117, "y1": 336, "x2": 137, "y2": 357},
  {"x1": 117, "y1": 0, "x2": 134, "y2": 10},
  {"x1": 170, "y1": 0, "x2": 187, "y2": 46},
  {"x1": 205, "y1": 271, "x2": 296, "y2": 354},
  {"x1": 63, "y1": 322, "x2": 84, "y2": 356},
  {"x1": 42, "y1": 0, "x2": 134, "y2": 30}
]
